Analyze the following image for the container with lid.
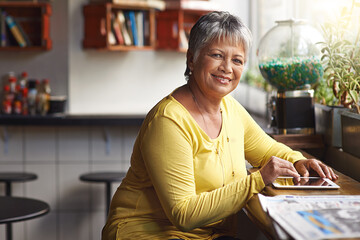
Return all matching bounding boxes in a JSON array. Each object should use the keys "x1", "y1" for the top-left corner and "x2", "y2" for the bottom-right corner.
[{"x1": 257, "y1": 19, "x2": 324, "y2": 91}]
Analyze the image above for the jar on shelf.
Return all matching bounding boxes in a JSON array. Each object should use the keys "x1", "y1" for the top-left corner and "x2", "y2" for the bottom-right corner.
[{"x1": 257, "y1": 19, "x2": 324, "y2": 91}]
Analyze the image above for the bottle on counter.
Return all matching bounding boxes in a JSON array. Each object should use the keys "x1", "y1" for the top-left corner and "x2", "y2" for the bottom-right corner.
[
  {"x1": 36, "y1": 79, "x2": 51, "y2": 115},
  {"x1": 12, "y1": 84, "x2": 22, "y2": 115},
  {"x1": 21, "y1": 87, "x2": 29, "y2": 116},
  {"x1": 8, "y1": 76, "x2": 17, "y2": 101},
  {"x1": 19, "y1": 71, "x2": 28, "y2": 90},
  {"x1": 2, "y1": 85, "x2": 12, "y2": 115},
  {"x1": 27, "y1": 79, "x2": 38, "y2": 116}
]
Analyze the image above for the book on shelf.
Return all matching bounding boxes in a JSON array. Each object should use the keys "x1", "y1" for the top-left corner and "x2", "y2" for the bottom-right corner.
[
  {"x1": 116, "y1": 10, "x2": 132, "y2": 46},
  {"x1": 111, "y1": 12, "x2": 124, "y2": 45},
  {"x1": 135, "y1": 11, "x2": 144, "y2": 47},
  {"x1": 88, "y1": 0, "x2": 166, "y2": 10},
  {"x1": 15, "y1": 18, "x2": 31, "y2": 46},
  {"x1": 143, "y1": 11, "x2": 150, "y2": 46},
  {"x1": 108, "y1": 14, "x2": 117, "y2": 45},
  {"x1": 3, "y1": 11, "x2": 28, "y2": 47},
  {"x1": 0, "y1": 9, "x2": 6, "y2": 47},
  {"x1": 125, "y1": 11, "x2": 138, "y2": 46}
]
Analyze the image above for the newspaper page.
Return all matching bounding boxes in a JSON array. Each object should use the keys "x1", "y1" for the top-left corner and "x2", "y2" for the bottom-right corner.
[{"x1": 258, "y1": 194, "x2": 360, "y2": 240}]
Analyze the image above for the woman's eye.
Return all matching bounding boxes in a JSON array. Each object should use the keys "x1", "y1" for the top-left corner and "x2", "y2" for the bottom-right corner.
[
  {"x1": 212, "y1": 53, "x2": 222, "y2": 58},
  {"x1": 233, "y1": 59, "x2": 243, "y2": 65}
]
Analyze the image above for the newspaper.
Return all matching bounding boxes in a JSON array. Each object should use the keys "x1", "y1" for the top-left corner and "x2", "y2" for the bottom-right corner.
[{"x1": 258, "y1": 194, "x2": 360, "y2": 240}]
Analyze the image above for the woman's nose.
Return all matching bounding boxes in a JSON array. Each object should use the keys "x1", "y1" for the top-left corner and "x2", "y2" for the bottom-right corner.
[{"x1": 219, "y1": 59, "x2": 232, "y2": 73}]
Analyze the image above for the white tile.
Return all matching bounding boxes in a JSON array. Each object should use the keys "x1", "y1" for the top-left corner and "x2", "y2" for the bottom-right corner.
[
  {"x1": 91, "y1": 211, "x2": 106, "y2": 240},
  {"x1": 0, "y1": 165, "x2": 26, "y2": 197},
  {"x1": 25, "y1": 164, "x2": 57, "y2": 210},
  {"x1": 59, "y1": 212, "x2": 91, "y2": 240},
  {"x1": 58, "y1": 126, "x2": 90, "y2": 162},
  {"x1": 59, "y1": 164, "x2": 90, "y2": 211},
  {"x1": 0, "y1": 224, "x2": 4, "y2": 240},
  {"x1": 24, "y1": 126, "x2": 56, "y2": 162},
  {"x1": 11, "y1": 221, "x2": 25, "y2": 240},
  {"x1": 0, "y1": 126, "x2": 23, "y2": 163},
  {"x1": 0, "y1": 221, "x2": 25, "y2": 240},
  {"x1": 90, "y1": 126, "x2": 123, "y2": 162},
  {"x1": 25, "y1": 212, "x2": 57, "y2": 240}
]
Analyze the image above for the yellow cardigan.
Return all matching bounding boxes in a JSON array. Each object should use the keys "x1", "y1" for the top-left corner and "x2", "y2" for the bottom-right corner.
[{"x1": 102, "y1": 93, "x2": 305, "y2": 240}]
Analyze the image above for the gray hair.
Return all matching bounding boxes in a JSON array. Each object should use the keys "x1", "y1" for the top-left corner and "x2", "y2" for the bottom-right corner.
[{"x1": 185, "y1": 11, "x2": 252, "y2": 79}]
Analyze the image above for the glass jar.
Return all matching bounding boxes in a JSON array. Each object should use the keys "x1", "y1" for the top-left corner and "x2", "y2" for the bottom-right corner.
[{"x1": 257, "y1": 19, "x2": 324, "y2": 91}]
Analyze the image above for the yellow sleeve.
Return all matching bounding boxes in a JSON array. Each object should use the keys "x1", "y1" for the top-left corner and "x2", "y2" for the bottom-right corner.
[
  {"x1": 141, "y1": 115, "x2": 265, "y2": 232},
  {"x1": 240, "y1": 108, "x2": 305, "y2": 167}
]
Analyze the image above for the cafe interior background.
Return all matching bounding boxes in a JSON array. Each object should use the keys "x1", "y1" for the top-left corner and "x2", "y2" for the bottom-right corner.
[{"x1": 0, "y1": 0, "x2": 358, "y2": 239}]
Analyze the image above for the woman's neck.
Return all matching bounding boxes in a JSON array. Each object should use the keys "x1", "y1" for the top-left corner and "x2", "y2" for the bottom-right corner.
[{"x1": 187, "y1": 81, "x2": 222, "y2": 116}]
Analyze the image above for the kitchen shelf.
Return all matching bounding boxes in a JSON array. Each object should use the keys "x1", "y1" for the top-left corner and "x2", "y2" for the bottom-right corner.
[
  {"x1": 156, "y1": 1, "x2": 216, "y2": 52},
  {"x1": 0, "y1": 2, "x2": 52, "y2": 51},
  {"x1": 83, "y1": 2, "x2": 157, "y2": 51}
]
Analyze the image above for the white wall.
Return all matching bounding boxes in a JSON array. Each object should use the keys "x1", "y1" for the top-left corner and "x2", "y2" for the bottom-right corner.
[
  {"x1": 68, "y1": 0, "x2": 250, "y2": 114},
  {"x1": 0, "y1": 0, "x2": 250, "y2": 115}
]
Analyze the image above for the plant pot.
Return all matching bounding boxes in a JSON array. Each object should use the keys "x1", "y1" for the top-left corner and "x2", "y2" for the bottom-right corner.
[
  {"x1": 341, "y1": 110, "x2": 360, "y2": 158},
  {"x1": 314, "y1": 103, "x2": 346, "y2": 147}
]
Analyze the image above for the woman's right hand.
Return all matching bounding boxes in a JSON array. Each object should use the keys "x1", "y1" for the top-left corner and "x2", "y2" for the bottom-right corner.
[{"x1": 259, "y1": 156, "x2": 300, "y2": 185}]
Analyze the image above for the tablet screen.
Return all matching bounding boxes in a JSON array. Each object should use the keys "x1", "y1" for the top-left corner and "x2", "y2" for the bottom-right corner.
[{"x1": 272, "y1": 177, "x2": 340, "y2": 189}]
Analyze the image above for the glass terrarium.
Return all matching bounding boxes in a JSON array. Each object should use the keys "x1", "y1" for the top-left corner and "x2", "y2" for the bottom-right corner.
[{"x1": 257, "y1": 19, "x2": 324, "y2": 91}]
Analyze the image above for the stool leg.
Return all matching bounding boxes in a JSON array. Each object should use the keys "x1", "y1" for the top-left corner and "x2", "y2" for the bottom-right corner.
[
  {"x1": 5, "y1": 182, "x2": 12, "y2": 240},
  {"x1": 105, "y1": 182, "x2": 111, "y2": 219},
  {"x1": 6, "y1": 223, "x2": 12, "y2": 240},
  {"x1": 5, "y1": 182, "x2": 11, "y2": 196}
]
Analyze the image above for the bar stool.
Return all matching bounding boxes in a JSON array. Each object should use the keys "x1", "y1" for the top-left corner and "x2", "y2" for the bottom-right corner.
[
  {"x1": 0, "y1": 172, "x2": 38, "y2": 240},
  {"x1": 79, "y1": 171, "x2": 126, "y2": 219}
]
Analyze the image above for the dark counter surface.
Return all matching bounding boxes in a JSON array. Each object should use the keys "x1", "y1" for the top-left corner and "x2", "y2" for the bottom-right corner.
[{"x1": 0, "y1": 114, "x2": 146, "y2": 126}]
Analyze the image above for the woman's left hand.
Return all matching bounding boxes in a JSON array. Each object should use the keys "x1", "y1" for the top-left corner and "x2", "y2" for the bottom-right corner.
[{"x1": 294, "y1": 159, "x2": 338, "y2": 181}]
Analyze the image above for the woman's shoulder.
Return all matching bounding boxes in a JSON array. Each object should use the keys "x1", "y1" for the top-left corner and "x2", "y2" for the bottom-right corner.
[
  {"x1": 145, "y1": 94, "x2": 190, "y2": 123},
  {"x1": 222, "y1": 94, "x2": 247, "y2": 114}
]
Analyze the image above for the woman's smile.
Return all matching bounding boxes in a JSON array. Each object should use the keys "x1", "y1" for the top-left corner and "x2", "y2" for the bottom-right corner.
[{"x1": 211, "y1": 74, "x2": 232, "y2": 85}]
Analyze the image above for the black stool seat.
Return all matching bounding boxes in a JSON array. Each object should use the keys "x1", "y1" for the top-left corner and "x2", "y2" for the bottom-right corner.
[
  {"x1": 0, "y1": 172, "x2": 39, "y2": 240},
  {"x1": 79, "y1": 172, "x2": 125, "y2": 183},
  {"x1": 0, "y1": 196, "x2": 50, "y2": 224},
  {"x1": 0, "y1": 172, "x2": 37, "y2": 184},
  {"x1": 80, "y1": 171, "x2": 126, "y2": 218}
]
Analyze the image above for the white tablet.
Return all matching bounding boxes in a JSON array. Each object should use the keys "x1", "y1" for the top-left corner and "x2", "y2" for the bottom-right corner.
[{"x1": 272, "y1": 177, "x2": 340, "y2": 189}]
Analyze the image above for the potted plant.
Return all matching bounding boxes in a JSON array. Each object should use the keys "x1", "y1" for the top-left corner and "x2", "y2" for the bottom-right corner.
[{"x1": 318, "y1": 0, "x2": 360, "y2": 156}]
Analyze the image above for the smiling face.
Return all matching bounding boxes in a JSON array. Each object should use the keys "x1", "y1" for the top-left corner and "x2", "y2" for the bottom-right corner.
[{"x1": 188, "y1": 39, "x2": 245, "y2": 100}]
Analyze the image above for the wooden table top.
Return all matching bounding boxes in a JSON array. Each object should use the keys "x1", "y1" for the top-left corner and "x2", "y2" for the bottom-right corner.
[{"x1": 244, "y1": 168, "x2": 360, "y2": 240}]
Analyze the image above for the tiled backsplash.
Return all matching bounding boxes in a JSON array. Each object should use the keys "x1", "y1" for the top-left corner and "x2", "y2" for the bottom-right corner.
[{"x1": 0, "y1": 125, "x2": 139, "y2": 240}]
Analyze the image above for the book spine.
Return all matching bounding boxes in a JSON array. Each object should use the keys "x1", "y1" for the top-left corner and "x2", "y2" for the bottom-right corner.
[
  {"x1": 14, "y1": 18, "x2": 31, "y2": 46},
  {"x1": 0, "y1": 10, "x2": 6, "y2": 47},
  {"x1": 108, "y1": 13, "x2": 117, "y2": 45},
  {"x1": 4, "y1": 12, "x2": 27, "y2": 47},
  {"x1": 128, "y1": 11, "x2": 138, "y2": 46},
  {"x1": 112, "y1": 13, "x2": 124, "y2": 45},
  {"x1": 117, "y1": 10, "x2": 131, "y2": 46},
  {"x1": 135, "y1": 11, "x2": 144, "y2": 47}
]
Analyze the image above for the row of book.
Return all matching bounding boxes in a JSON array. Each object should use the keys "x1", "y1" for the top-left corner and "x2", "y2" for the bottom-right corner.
[
  {"x1": 109, "y1": 10, "x2": 151, "y2": 47},
  {"x1": 0, "y1": 9, "x2": 31, "y2": 47}
]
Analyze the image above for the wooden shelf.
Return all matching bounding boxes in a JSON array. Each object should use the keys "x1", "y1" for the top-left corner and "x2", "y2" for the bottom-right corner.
[
  {"x1": 83, "y1": 3, "x2": 156, "y2": 51},
  {"x1": 0, "y1": 2, "x2": 52, "y2": 51},
  {"x1": 156, "y1": 1, "x2": 216, "y2": 52}
]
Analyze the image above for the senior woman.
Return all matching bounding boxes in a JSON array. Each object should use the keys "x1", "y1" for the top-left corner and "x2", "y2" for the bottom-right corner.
[{"x1": 102, "y1": 11, "x2": 337, "y2": 240}]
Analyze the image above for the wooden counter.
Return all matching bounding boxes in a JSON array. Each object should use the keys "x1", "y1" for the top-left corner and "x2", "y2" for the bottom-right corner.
[
  {"x1": 244, "y1": 162, "x2": 360, "y2": 239},
  {"x1": 0, "y1": 114, "x2": 145, "y2": 126}
]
